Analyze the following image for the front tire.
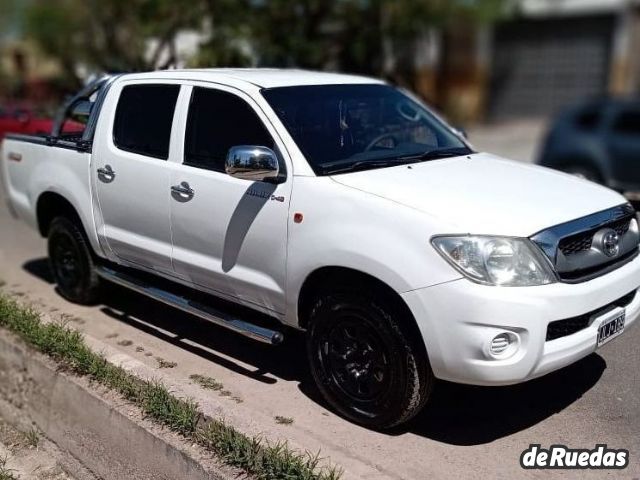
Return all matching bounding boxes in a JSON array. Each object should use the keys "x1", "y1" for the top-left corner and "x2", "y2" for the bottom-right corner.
[
  {"x1": 48, "y1": 217, "x2": 101, "y2": 305},
  {"x1": 306, "y1": 289, "x2": 433, "y2": 430}
]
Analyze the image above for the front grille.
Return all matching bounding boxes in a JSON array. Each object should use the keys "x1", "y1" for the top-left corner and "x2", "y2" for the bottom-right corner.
[
  {"x1": 546, "y1": 290, "x2": 636, "y2": 341},
  {"x1": 532, "y1": 205, "x2": 639, "y2": 283},
  {"x1": 559, "y1": 217, "x2": 632, "y2": 256}
]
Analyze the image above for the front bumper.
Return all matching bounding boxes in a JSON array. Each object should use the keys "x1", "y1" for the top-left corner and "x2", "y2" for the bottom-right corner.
[{"x1": 402, "y1": 254, "x2": 640, "y2": 386}]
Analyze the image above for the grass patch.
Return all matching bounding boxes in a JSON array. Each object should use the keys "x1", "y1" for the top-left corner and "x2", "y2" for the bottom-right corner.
[
  {"x1": 275, "y1": 416, "x2": 294, "y2": 426},
  {"x1": 155, "y1": 357, "x2": 177, "y2": 369},
  {"x1": 190, "y1": 374, "x2": 224, "y2": 391},
  {"x1": 0, "y1": 456, "x2": 17, "y2": 480},
  {"x1": 0, "y1": 293, "x2": 341, "y2": 479},
  {"x1": 24, "y1": 427, "x2": 39, "y2": 448}
]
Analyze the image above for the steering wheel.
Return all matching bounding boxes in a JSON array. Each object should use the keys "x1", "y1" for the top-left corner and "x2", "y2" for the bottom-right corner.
[{"x1": 365, "y1": 133, "x2": 400, "y2": 152}]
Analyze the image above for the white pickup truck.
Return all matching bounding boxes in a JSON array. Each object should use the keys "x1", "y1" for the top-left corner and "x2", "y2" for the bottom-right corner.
[{"x1": 2, "y1": 69, "x2": 639, "y2": 430}]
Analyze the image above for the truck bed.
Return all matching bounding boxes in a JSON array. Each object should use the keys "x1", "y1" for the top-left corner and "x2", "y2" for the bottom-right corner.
[{"x1": 0, "y1": 134, "x2": 96, "y2": 245}]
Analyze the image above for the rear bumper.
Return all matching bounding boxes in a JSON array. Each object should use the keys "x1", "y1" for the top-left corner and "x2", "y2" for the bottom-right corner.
[{"x1": 402, "y1": 254, "x2": 640, "y2": 385}]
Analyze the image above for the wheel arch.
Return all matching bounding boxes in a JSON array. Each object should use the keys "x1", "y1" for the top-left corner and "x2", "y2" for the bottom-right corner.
[
  {"x1": 36, "y1": 192, "x2": 86, "y2": 238},
  {"x1": 297, "y1": 266, "x2": 428, "y2": 358}
]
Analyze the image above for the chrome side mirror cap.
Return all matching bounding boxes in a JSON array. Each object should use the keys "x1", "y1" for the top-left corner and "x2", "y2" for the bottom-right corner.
[{"x1": 225, "y1": 146, "x2": 281, "y2": 183}]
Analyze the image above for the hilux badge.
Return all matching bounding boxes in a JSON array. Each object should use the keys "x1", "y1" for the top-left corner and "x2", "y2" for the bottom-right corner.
[{"x1": 601, "y1": 228, "x2": 620, "y2": 257}]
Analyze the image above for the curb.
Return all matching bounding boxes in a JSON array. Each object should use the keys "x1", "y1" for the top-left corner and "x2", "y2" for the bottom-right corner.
[{"x1": 0, "y1": 328, "x2": 239, "y2": 480}]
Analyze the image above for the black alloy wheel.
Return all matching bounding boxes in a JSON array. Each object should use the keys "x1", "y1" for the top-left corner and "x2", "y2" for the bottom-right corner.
[
  {"x1": 48, "y1": 217, "x2": 101, "y2": 304},
  {"x1": 307, "y1": 290, "x2": 433, "y2": 430}
]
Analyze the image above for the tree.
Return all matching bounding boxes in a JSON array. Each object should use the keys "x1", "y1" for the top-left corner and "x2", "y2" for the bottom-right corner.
[
  {"x1": 18, "y1": 0, "x2": 507, "y2": 99},
  {"x1": 23, "y1": 0, "x2": 205, "y2": 87}
]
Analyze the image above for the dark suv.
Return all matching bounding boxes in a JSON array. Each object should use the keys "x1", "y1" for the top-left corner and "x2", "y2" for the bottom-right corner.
[{"x1": 538, "y1": 98, "x2": 640, "y2": 198}]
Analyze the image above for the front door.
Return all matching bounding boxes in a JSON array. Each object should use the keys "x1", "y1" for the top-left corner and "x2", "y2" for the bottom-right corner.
[
  {"x1": 169, "y1": 85, "x2": 291, "y2": 314},
  {"x1": 93, "y1": 83, "x2": 180, "y2": 274}
]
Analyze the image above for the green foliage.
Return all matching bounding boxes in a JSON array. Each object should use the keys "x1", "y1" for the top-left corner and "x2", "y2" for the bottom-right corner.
[
  {"x1": 0, "y1": 292, "x2": 342, "y2": 480},
  {"x1": 190, "y1": 373, "x2": 224, "y2": 391},
  {"x1": 0, "y1": 456, "x2": 17, "y2": 480},
  {"x1": 15, "y1": 0, "x2": 507, "y2": 79},
  {"x1": 21, "y1": 0, "x2": 205, "y2": 86},
  {"x1": 25, "y1": 427, "x2": 39, "y2": 447}
]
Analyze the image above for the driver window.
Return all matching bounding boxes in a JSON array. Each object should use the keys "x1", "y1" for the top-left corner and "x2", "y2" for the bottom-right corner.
[{"x1": 184, "y1": 87, "x2": 275, "y2": 173}]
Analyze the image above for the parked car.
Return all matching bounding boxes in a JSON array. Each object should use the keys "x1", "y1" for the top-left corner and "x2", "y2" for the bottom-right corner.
[
  {"x1": 0, "y1": 104, "x2": 55, "y2": 140},
  {"x1": 2, "y1": 71, "x2": 639, "y2": 430},
  {"x1": 538, "y1": 98, "x2": 640, "y2": 199}
]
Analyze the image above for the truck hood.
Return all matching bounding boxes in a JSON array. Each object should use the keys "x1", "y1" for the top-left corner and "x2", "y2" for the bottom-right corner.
[{"x1": 330, "y1": 153, "x2": 626, "y2": 237}]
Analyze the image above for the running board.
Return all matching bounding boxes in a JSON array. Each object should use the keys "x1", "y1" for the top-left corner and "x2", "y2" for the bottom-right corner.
[{"x1": 95, "y1": 266, "x2": 284, "y2": 345}]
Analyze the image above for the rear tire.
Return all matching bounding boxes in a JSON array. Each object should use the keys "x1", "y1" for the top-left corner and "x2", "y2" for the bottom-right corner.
[
  {"x1": 48, "y1": 217, "x2": 101, "y2": 305},
  {"x1": 306, "y1": 287, "x2": 433, "y2": 430}
]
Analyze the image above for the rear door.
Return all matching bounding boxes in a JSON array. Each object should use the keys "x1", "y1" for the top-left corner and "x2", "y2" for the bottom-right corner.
[
  {"x1": 92, "y1": 82, "x2": 180, "y2": 274},
  {"x1": 168, "y1": 84, "x2": 292, "y2": 314}
]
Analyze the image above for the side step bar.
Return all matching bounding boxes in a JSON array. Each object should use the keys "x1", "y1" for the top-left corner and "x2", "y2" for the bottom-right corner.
[{"x1": 95, "y1": 266, "x2": 284, "y2": 345}]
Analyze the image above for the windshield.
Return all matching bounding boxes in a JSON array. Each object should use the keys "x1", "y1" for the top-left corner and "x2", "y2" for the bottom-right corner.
[{"x1": 262, "y1": 84, "x2": 471, "y2": 175}]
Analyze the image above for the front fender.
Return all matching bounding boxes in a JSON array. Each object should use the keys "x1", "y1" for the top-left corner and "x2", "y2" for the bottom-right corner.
[{"x1": 284, "y1": 176, "x2": 461, "y2": 326}]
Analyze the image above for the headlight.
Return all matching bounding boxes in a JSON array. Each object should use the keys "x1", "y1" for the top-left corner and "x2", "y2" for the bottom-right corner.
[{"x1": 431, "y1": 236, "x2": 556, "y2": 286}]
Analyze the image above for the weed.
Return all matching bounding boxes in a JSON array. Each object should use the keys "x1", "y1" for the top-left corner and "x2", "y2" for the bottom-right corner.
[
  {"x1": 0, "y1": 456, "x2": 17, "y2": 480},
  {"x1": 155, "y1": 357, "x2": 177, "y2": 369},
  {"x1": 275, "y1": 416, "x2": 294, "y2": 425},
  {"x1": 25, "y1": 427, "x2": 39, "y2": 447},
  {"x1": 189, "y1": 374, "x2": 223, "y2": 391}
]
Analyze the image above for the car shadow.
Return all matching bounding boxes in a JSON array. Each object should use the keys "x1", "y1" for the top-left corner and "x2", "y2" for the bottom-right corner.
[
  {"x1": 406, "y1": 353, "x2": 606, "y2": 445},
  {"x1": 23, "y1": 256, "x2": 606, "y2": 444},
  {"x1": 23, "y1": 258, "x2": 311, "y2": 385}
]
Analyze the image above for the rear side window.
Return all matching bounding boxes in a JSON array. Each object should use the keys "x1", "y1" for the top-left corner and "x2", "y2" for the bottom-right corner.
[
  {"x1": 184, "y1": 87, "x2": 274, "y2": 172},
  {"x1": 612, "y1": 109, "x2": 640, "y2": 135},
  {"x1": 113, "y1": 84, "x2": 180, "y2": 159}
]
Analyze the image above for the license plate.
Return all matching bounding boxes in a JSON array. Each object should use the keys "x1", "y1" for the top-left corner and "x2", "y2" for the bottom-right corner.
[{"x1": 597, "y1": 309, "x2": 625, "y2": 347}]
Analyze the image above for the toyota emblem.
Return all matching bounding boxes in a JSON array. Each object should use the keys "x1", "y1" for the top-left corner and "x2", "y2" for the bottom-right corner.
[{"x1": 601, "y1": 229, "x2": 620, "y2": 257}]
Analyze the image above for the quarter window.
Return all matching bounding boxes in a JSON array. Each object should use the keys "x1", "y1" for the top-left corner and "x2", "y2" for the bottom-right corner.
[
  {"x1": 113, "y1": 84, "x2": 180, "y2": 159},
  {"x1": 184, "y1": 87, "x2": 274, "y2": 172}
]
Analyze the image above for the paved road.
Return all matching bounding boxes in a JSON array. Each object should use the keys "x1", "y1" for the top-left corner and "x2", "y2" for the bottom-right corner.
[
  {"x1": 0, "y1": 182, "x2": 639, "y2": 479},
  {"x1": 468, "y1": 119, "x2": 547, "y2": 164}
]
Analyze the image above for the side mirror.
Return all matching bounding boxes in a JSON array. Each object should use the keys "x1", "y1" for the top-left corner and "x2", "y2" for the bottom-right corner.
[{"x1": 225, "y1": 146, "x2": 280, "y2": 183}]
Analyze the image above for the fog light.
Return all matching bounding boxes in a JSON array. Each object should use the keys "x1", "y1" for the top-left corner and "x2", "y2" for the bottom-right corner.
[{"x1": 488, "y1": 332, "x2": 519, "y2": 358}]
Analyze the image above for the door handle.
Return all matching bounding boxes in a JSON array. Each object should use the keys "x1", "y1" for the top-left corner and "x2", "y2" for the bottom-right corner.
[
  {"x1": 171, "y1": 182, "x2": 194, "y2": 198},
  {"x1": 97, "y1": 165, "x2": 115, "y2": 178}
]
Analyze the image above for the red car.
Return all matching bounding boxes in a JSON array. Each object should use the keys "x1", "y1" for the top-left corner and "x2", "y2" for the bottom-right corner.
[{"x1": 0, "y1": 104, "x2": 55, "y2": 140}]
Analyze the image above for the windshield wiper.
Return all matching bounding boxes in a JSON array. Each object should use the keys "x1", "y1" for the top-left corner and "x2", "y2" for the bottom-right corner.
[
  {"x1": 320, "y1": 147, "x2": 473, "y2": 175},
  {"x1": 398, "y1": 147, "x2": 473, "y2": 162},
  {"x1": 320, "y1": 158, "x2": 415, "y2": 175}
]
